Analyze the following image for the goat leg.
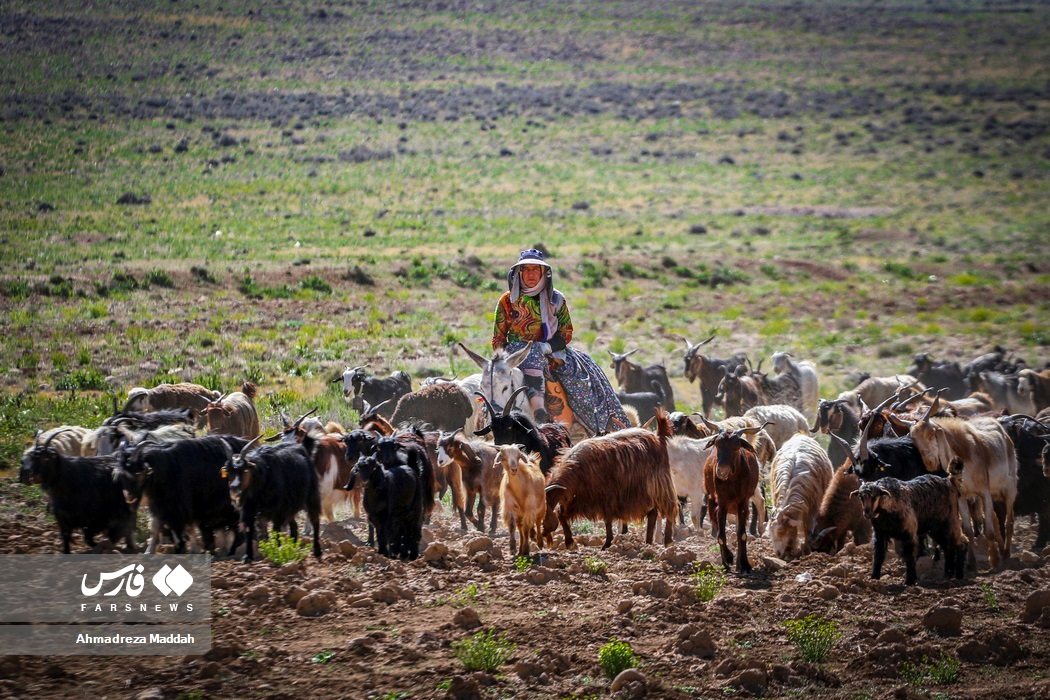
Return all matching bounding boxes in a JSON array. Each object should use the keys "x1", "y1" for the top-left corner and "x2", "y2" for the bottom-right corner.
[
  {"x1": 559, "y1": 512, "x2": 575, "y2": 549},
  {"x1": 717, "y1": 506, "x2": 733, "y2": 569},
  {"x1": 488, "y1": 498, "x2": 499, "y2": 535},
  {"x1": 663, "y1": 510, "x2": 673, "y2": 546},
  {"x1": 61, "y1": 527, "x2": 73, "y2": 555},
  {"x1": 645, "y1": 508, "x2": 658, "y2": 545},
  {"x1": 902, "y1": 534, "x2": 918, "y2": 585},
  {"x1": 871, "y1": 531, "x2": 887, "y2": 579},
  {"x1": 508, "y1": 514, "x2": 518, "y2": 558},
  {"x1": 476, "y1": 501, "x2": 487, "y2": 533},
  {"x1": 288, "y1": 519, "x2": 299, "y2": 542},
  {"x1": 737, "y1": 502, "x2": 752, "y2": 574},
  {"x1": 603, "y1": 519, "x2": 614, "y2": 550}
]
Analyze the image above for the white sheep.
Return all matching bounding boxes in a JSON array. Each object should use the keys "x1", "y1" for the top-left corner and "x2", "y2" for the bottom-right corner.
[{"x1": 743, "y1": 404, "x2": 809, "y2": 451}]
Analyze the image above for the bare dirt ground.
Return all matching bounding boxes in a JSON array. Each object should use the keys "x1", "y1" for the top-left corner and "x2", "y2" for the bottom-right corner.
[{"x1": 2, "y1": 476, "x2": 1049, "y2": 700}]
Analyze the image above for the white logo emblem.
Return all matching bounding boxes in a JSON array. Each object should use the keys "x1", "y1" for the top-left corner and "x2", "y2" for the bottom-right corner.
[
  {"x1": 81, "y1": 564, "x2": 146, "y2": 597},
  {"x1": 152, "y1": 564, "x2": 194, "y2": 596}
]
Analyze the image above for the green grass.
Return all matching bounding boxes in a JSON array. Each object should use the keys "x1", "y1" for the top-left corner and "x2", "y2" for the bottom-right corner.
[
  {"x1": 783, "y1": 615, "x2": 841, "y2": 663},
  {"x1": 598, "y1": 639, "x2": 640, "y2": 680},
  {"x1": 900, "y1": 652, "x2": 962, "y2": 687},
  {"x1": 691, "y1": 564, "x2": 726, "y2": 603},
  {"x1": 451, "y1": 630, "x2": 516, "y2": 673},
  {"x1": 257, "y1": 532, "x2": 309, "y2": 566}
]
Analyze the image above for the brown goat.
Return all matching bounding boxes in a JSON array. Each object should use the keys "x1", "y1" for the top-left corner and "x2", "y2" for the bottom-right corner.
[
  {"x1": 544, "y1": 408, "x2": 678, "y2": 549},
  {"x1": 703, "y1": 422, "x2": 769, "y2": 574},
  {"x1": 301, "y1": 432, "x2": 363, "y2": 522},
  {"x1": 809, "y1": 459, "x2": 872, "y2": 554},
  {"x1": 204, "y1": 382, "x2": 261, "y2": 439},
  {"x1": 718, "y1": 365, "x2": 766, "y2": 418},
  {"x1": 437, "y1": 429, "x2": 497, "y2": 533}
]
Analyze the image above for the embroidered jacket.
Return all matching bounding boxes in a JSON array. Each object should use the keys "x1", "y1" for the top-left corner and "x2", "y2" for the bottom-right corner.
[{"x1": 491, "y1": 291, "x2": 573, "y2": 352}]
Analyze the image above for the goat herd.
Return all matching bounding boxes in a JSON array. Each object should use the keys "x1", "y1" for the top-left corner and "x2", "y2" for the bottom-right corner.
[{"x1": 16, "y1": 342, "x2": 1050, "y2": 589}]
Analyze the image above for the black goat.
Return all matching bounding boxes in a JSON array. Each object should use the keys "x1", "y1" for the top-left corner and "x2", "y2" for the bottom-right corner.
[
  {"x1": 854, "y1": 473, "x2": 967, "y2": 585},
  {"x1": 347, "y1": 446, "x2": 430, "y2": 560},
  {"x1": 115, "y1": 435, "x2": 247, "y2": 555},
  {"x1": 609, "y1": 350, "x2": 675, "y2": 411},
  {"x1": 20, "y1": 430, "x2": 136, "y2": 553},
  {"x1": 999, "y1": 414, "x2": 1050, "y2": 549},
  {"x1": 616, "y1": 381, "x2": 665, "y2": 426},
  {"x1": 681, "y1": 336, "x2": 748, "y2": 418},
  {"x1": 811, "y1": 399, "x2": 860, "y2": 468},
  {"x1": 223, "y1": 438, "x2": 322, "y2": 563},
  {"x1": 909, "y1": 353, "x2": 968, "y2": 401},
  {"x1": 474, "y1": 387, "x2": 571, "y2": 474},
  {"x1": 336, "y1": 366, "x2": 412, "y2": 414}
]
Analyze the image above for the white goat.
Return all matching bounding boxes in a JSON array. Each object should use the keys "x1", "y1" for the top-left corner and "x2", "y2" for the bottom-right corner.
[{"x1": 766, "y1": 434, "x2": 833, "y2": 560}]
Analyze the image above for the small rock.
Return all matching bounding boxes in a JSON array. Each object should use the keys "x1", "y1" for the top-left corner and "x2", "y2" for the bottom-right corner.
[
  {"x1": 728, "y1": 667, "x2": 767, "y2": 695},
  {"x1": 453, "y1": 607, "x2": 481, "y2": 629},
  {"x1": 284, "y1": 586, "x2": 308, "y2": 607},
  {"x1": 674, "y1": 624, "x2": 716, "y2": 658},
  {"x1": 134, "y1": 689, "x2": 165, "y2": 700},
  {"x1": 212, "y1": 576, "x2": 228, "y2": 589},
  {"x1": 245, "y1": 585, "x2": 270, "y2": 606},
  {"x1": 922, "y1": 605, "x2": 963, "y2": 636},
  {"x1": 617, "y1": 599, "x2": 634, "y2": 615},
  {"x1": 762, "y1": 556, "x2": 788, "y2": 572},
  {"x1": 1021, "y1": 588, "x2": 1050, "y2": 622},
  {"x1": 339, "y1": 540, "x2": 358, "y2": 558},
  {"x1": 198, "y1": 661, "x2": 222, "y2": 679},
  {"x1": 372, "y1": 585, "x2": 401, "y2": 605},
  {"x1": 276, "y1": 561, "x2": 303, "y2": 577},
  {"x1": 658, "y1": 545, "x2": 696, "y2": 569},
  {"x1": 424, "y1": 542, "x2": 449, "y2": 563},
  {"x1": 609, "y1": 668, "x2": 646, "y2": 692},
  {"x1": 526, "y1": 568, "x2": 551, "y2": 585},
  {"x1": 465, "y1": 537, "x2": 493, "y2": 555},
  {"x1": 875, "y1": 628, "x2": 907, "y2": 646},
  {"x1": 514, "y1": 660, "x2": 543, "y2": 679},
  {"x1": 296, "y1": 591, "x2": 332, "y2": 617},
  {"x1": 817, "y1": 585, "x2": 841, "y2": 600},
  {"x1": 446, "y1": 675, "x2": 481, "y2": 700}
]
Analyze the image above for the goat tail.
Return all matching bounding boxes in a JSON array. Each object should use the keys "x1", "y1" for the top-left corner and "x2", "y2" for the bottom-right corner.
[
  {"x1": 240, "y1": 381, "x2": 258, "y2": 399},
  {"x1": 445, "y1": 457, "x2": 466, "y2": 514}
]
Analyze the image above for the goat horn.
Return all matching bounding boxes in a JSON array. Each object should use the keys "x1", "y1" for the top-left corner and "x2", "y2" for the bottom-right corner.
[
  {"x1": 920, "y1": 391, "x2": 943, "y2": 422},
  {"x1": 33, "y1": 429, "x2": 43, "y2": 448},
  {"x1": 733, "y1": 421, "x2": 773, "y2": 438},
  {"x1": 350, "y1": 365, "x2": 367, "y2": 373},
  {"x1": 211, "y1": 391, "x2": 230, "y2": 405},
  {"x1": 41, "y1": 428, "x2": 74, "y2": 451},
  {"x1": 544, "y1": 484, "x2": 567, "y2": 493},
  {"x1": 857, "y1": 410, "x2": 874, "y2": 463},
  {"x1": 694, "y1": 335, "x2": 715, "y2": 350},
  {"x1": 120, "y1": 395, "x2": 138, "y2": 412},
  {"x1": 815, "y1": 526, "x2": 837, "y2": 540},
  {"x1": 693, "y1": 412, "x2": 722, "y2": 433},
  {"x1": 830, "y1": 432, "x2": 858, "y2": 468},
  {"x1": 368, "y1": 399, "x2": 392, "y2": 415},
  {"x1": 220, "y1": 439, "x2": 234, "y2": 462},
  {"x1": 239, "y1": 435, "x2": 263, "y2": 456},
  {"x1": 279, "y1": 411, "x2": 291, "y2": 428},
  {"x1": 292, "y1": 408, "x2": 318, "y2": 431},
  {"x1": 891, "y1": 387, "x2": 932, "y2": 412},
  {"x1": 264, "y1": 433, "x2": 282, "y2": 442},
  {"x1": 505, "y1": 386, "x2": 529, "y2": 417}
]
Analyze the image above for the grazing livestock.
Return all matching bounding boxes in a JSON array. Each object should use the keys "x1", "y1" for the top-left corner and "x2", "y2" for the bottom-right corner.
[
  {"x1": 358, "y1": 401, "x2": 396, "y2": 435},
  {"x1": 616, "y1": 382, "x2": 665, "y2": 426},
  {"x1": 837, "y1": 374, "x2": 924, "y2": 415},
  {"x1": 810, "y1": 399, "x2": 861, "y2": 470},
  {"x1": 96, "y1": 421, "x2": 197, "y2": 457},
  {"x1": 963, "y1": 346, "x2": 1027, "y2": 393},
  {"x1": 347, "y1": 438, "x2": 434, "y2": 560},
  {"x1": 496, "y1": 444, "x2": 547, "y2": 557},
  {"x1": 718, "y1": 365, "x2": 765, "y2": 418},
  {"x1": 1018, "y1": 369, "x2": 1050, "y2": 414},
  {"x1": 744, "y1": 404, "x2": 808, "y2": 450},
  {"x1": 771, "y1": 352, "x2": 819, "y2": 421},
  {"x1": 299, "y1": 431, "x2": 363, "y2": 523},
  {"x1": 754, "y1": 359, "x2": 804, "y2": 418},
  {"x1": 204, "y1": 382, "x2": 261, "y2": 439},
  {"x1": 474, "y1": 387, "x2": 571, "y2": 474},
  {"x1": 665, "y1": 432, "x2": 713, "y2": 530},
  {"x1": 438, "y1": 429, "x2": 499, "y2": 533},
  {"x1": 906, "y1": 395, "x2": 1019, "y2": 568},
  {"x1": 976, "y1": 371, "x2": 1036, "y2": 415},
  {"x1": 997, "y1": 415, "x2": 1050, "y2": 549},
  {"x1": 459, "y1": 342, "x2": 533, "y2": 418},
  {"x1": 390, "y1": 382, "x2": 476, "y2": 433},
  {"x1": 809, "y1": 462, "x2": 872, "y2": 554},
  {"x1": 103, "y1": 408, "x2": 197, "y2": 431},
  {"x1": 337, "y1": 366, "x2": 413, "y2": 414},
  {"x1": 223, "y1": 439, "x2": 323, "y2": 563},
  {"x1": 115, "y1": 435, "x2": 248, "y2": 555},
  {"x1": 374, "y1": 432, "x2": 438, "y2": 520},
  {"x1": 908, "y1": 354, "x2": 968, "y2": 400},
  {"x1": 123, "y1": 382, "x2": 219, "y2": 428},
  {"x1": 766, "y1": 434, "x2": 834, "y2": 560},
  {"x1": 695, "y1": 414, "x2": 772, "y2": 535},
  {"x1": 854, "y1": 473, "x2": 968, "y2": 585},
  {"x1": 681, "y1": 335, "x2": 748, "y2": 418},
  {"x1": 22, "y1": 426, "x2": 97, "y2": 467},
  {"x1": 544, "y1": 409, "x2": 679, "y2": 549},
  {"x1": 703, "y1": 422, "x2": 770, "y2": 573},
  {"x1": 608, "y1": 349, "x2": 675, "y2": 411},
  {"x1": 20, "y1": 430, "x2": 136, "y2": 553}
]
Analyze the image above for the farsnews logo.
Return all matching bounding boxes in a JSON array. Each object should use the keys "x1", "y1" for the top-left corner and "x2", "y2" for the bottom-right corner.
[{"x1": 81, "y1": 564, "x2": 193, "y2": 598}]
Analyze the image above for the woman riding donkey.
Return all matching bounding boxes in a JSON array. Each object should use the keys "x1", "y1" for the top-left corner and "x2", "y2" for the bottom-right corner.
[{"x1": 490, "y1": 249, "x2": 629, "y2": 435}]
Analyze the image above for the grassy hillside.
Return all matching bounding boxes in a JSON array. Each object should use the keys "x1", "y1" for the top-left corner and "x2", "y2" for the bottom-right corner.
[{"x1": 1, "y1": 0, "x2": 1048, "y2": 470}]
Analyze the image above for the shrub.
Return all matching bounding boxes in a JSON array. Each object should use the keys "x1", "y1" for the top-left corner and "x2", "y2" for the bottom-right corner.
[
  {"x1": 257, "y1": 531, "x2": 308, "y2": 566},
  {"x1": 691, "y1": 564, "x2": 726, "y2": 603},
  {"x1": 299, "y1": 275, "x2": 332, "y2": 294},
  {"x1": 55, "y1": 367, "x2": 108, "y2": 391},
  {"x1": 452, "y1": 630, "x2": 515, "y2": 672},
  {"x1": 783, "y1": 614, "x2": 840, "y2": 662},
  {"x1": 142, "y1": 269, "x2": 176, "y2": 288},
  {"x1": 513, "y1": 556, "x2": 532, "y2": 572},
  {"x1": 190, "y1": 266, "x2": 219, "y2": 284},
  {"x1": 598, "y1": 639, "x2": 639, "y2": 679},
  {"x1": 584, "y1": 557, "x2": 607, "y2": 577},
  {"x1": 110, "y1": 271, "x2": 140, "y2": 293},
  {"x1": 900, "y1": 651, "x2": 961, "y2": 686},
  {"x1": 980, "y1": 583, "x2": 999, "y2": 612}
]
